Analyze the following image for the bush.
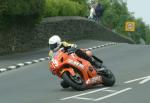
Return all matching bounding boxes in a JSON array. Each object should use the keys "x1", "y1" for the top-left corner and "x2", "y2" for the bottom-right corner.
[
  {"x1": 0, "y1": 0, "x2": 45, "y2": 28},
  {"x1": 44, "y1": 0, "x2": 87, "y2": 17}
]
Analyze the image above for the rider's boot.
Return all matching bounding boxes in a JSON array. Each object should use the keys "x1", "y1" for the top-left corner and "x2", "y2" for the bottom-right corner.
[
  {"x1": 90, "y1": 60, "x2": 108, "y2": 75},
  {"x1": 75, "y1": 49, "x2": 108, "y2": 75},
  {"x1": 96, "y1": 65, "x2": 110, "y2": 77}
]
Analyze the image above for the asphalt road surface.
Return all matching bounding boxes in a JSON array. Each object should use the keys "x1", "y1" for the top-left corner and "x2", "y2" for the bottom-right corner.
[{"x1": 0, "y1": 40, "x2": 150, "y2": 103}]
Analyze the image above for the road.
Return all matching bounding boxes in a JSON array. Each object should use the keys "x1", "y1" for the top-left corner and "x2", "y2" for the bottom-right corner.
[{"x1": 0, "y1": 40, "x2": 150, "y2": 103}]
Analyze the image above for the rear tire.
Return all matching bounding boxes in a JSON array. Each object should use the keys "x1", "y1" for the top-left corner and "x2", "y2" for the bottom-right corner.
[{"x1": 62, "y1": 72, "x2": 86, "y2": 91}]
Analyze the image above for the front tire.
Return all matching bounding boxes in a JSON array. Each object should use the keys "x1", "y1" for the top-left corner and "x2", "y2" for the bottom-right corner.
[
  {"x1": 62, "y1": 72, "x2": 86, "y2": 91},
  {"x1": 60, "y1": 80, "x2": 70, "y2": 88},
  {"x1": 101, "y1": 68, "x2": 116, "y2": 86}
]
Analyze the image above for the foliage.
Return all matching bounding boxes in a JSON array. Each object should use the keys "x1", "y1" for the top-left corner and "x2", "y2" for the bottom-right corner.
[
  {"x1": 70, "y1": 0, "x2": 87, "y2": 4},
  {"x1": 43, "y1": 0, "x2": 87, "y2": 17},
  {"x1": 0, "y1": 0, "x2": 45, "y2": 29},
  {"x1": 145, "y1": 25, "x2": 150, "y2": 44}
]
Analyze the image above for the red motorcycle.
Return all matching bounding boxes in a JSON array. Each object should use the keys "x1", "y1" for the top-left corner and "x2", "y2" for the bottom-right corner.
[{"x1": 49, "y1": 48, "x2": 115, "y2": 91}]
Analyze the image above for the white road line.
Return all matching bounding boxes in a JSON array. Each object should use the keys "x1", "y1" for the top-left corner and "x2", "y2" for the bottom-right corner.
[
  {"x1": 25, "y1": 62, "x2": 32, "y2": 64},
  {"x1": 111, "y1": 42, "x2": 115, "y2": 44},
  {"x1": 104, "y1": 44, "x2": 109, "y2": 46},
  {"x1": 108, "y1": 43, "x2": 113, "y2": 45},
  {"x1": 93, "y1": 47, "x2": 97, "y2": 49},
  {"x1": 74, "y1": 97, "x2": 94, "y2": 101},
  {"x1": 60, "y1": 87, "x2": 108, "y2": 100},
  {"x1": 139, "y1": 76, "x2": 150, "y2": 84},
  {"x1": 33, "y1": 60, "x2": 39, "y2": 63},
  {"x1": 124, "y1": 76, "x2": 150, "y2": 84},
  {"x1": 0, "y1": 68, "x2": 7, "y2": 72},
  {"x1": 86, "y1": 42, "x2": 118, "y2": 51},
  {"x1": 39, "y1": 58, "x2": 46, "y2": 61},
  {"x1": 17, "y1": 63, "x2": 25, "y2": 66},
  {"x1": 103, "y1": 89, "x2": 116, "y2": 93},
  {"x1": 8, "y1": 66, "x2": 16, "y2": 69},
  {"x1": 45, "y1": 57, "x2": 49, "y2": 59},
  {"x1": 94, "y1": 88, "x2": 132, "y2": 101}
]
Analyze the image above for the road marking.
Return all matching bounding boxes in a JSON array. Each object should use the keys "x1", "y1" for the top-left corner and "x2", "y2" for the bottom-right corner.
[
  {"x1": 39, "y1": 58, "x2": 46, "y2": 61},
  {"x1": 94, "y1": 88, "x2": 132, "y2": 101},
  {"x1": 103, "y1": 89, "x2": 116, "y2": 93},
  {"x1": 0, "y1": 68, "x2": 7, "y2": 72},
  {"x1": 25, "y1": 62, "x2": 32, "y2": 64},
  {"x1": 7, "y1": 66, "x2": 16, "y2": 69},
  {"x1": 124, "y1": 75, "x2": 150, "y2": 84},
  {"x1": 45, "y1": 57, "x2": 50, "y2": 59},
  {"x1": 139, "y1": 77, "x2": 150, "y2": 84},
  {"x1": 85, "y1": 42, "x2": 118, "y2": 51},
  {"x1": 32, "y1": 60, "x2": 40, "y2": 63},
  {"x1": 74, "y1": 97, "x2": 94, "y2": 101},
  {"x1": 17, "y1": 63, "x2": 25, "y2": 66},
  {"x1": 60, "y1": 87, "x2": 108, "y2": 100}
]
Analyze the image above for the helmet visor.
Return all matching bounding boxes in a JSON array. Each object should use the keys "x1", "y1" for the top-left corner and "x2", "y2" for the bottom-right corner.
[{"x1": 50, "y1": 43, "x2": 58, "y2": 50}]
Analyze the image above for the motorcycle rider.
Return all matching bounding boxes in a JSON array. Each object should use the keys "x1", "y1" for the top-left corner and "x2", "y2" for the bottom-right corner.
[{"x1": 48, "y1": 35, "x2": 103, "y2": 70}]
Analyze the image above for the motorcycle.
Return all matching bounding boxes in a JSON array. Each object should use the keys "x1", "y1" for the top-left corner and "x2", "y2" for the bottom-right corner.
[{"x1": 49, "y1": 48, "x2": 115, "y2": 91}]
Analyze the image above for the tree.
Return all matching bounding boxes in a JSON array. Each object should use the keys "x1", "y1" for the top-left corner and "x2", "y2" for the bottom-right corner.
[
  {"x1": 0, "y1": 0, "x2": 45, "y2": 28},
  {"x1": 145, "y1": 25, "x2": 150, "y2": 44},
  {"x1": 70, "y1": 0, "x2": 87, "y2": 4},
  {"x1": 44, "y1": 0, "x2": 87, "y2": 17}
]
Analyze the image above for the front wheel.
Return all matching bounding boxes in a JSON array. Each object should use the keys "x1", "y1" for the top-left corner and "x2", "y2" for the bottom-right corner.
[
  {"x1": 62, "y1": 72, "x2": 86, "y2": 91},
  {"x1": 101, "y1": 68, "x2": 116, "y2": 86},
  {"x1": 60, "y1": 80, "x2": 70, "y2": 88}
]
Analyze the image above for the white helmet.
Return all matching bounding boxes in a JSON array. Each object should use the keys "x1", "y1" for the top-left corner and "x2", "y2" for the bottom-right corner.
[{"x1": 48, "y1": 35, "x2": 62, "y2": 51}]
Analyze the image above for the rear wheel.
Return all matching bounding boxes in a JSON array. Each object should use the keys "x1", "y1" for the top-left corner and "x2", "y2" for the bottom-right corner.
[{"x1": 62, "y1": 72, "x2": 86, "y2": 91}]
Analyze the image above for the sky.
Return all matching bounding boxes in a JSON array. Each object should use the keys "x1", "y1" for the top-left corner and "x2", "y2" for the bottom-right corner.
[{"x1": 126, "y1": 0, "x2": 150, "y2": 25}]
